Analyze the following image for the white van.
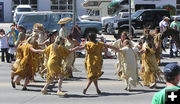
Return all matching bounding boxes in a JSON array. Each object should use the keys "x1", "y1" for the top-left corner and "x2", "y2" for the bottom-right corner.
[
  {"x1": 13, "y1": 5, "x2": 32, "y2": 23},
  {"x1": 80, "y1": 0, "x2": 111, "y2": 21}
]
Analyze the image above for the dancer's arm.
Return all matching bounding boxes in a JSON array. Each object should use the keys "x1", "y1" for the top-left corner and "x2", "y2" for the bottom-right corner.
[
  {"x1": 69, "y1": 45, "x2": 85, "y2": 52},
  {"x1": 30, "y1": 46, "x2": 43, "y2": 53},
  {"x1": 104, "y1": 44, "x2": 122, "y2": 52},
  {"x1": 38, "y1": 39, "x2": 49, "y2": 46}
]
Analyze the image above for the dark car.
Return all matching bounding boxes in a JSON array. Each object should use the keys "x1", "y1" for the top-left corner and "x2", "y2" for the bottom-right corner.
[{"x1": 113, "y1": 9, "x2": 170, "y2": 38}]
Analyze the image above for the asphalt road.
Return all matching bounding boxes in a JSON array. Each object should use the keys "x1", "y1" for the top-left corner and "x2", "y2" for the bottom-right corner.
[
  {"x1": 0, "y1": 23, "x2": 180, "y2": 104},
  {"x1": 0, "y1": 54, "x2": 180, "y2": 104}
]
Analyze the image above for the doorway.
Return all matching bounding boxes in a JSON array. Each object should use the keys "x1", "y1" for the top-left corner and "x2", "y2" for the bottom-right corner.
[{"x1": 0, "y1": 2, "x2": 4, "y2": 22}]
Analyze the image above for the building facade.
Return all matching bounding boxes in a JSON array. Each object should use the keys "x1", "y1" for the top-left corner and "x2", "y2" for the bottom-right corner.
[{"x1": 0, "y1": 0, "x2": 86, "y2": 22}]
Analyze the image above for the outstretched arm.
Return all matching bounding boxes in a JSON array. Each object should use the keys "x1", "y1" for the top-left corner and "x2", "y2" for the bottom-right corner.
[
  {"x1": 104, "y1": 44, "x2": 122, "y2": 52},
  {"x1": 38, "y1": 39, "x2": 49, "y2": 46},
  {"x1": 30, "y1": 46, "x2": 44, "y2": 53},
  {"x1": 69, "y1": 45, "x2": 85, "y2": 53}
]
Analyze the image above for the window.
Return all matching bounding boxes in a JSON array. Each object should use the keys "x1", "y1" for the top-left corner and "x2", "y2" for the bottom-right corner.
[
  {"x1": 21, "y1": 0, "x2": 29, "y2": 4},
  {"x1": 22, "y1": 15, "x2": 48, "y2": 23},
  {"x1": 30, "y1": 0, "x2": 37, "y2": 4},
  {"x1": 12, "y1": 0, "x2": 38, "y2": 10},
  {"x1": 50, "y1": 14, "x2": 61, "y2": 23},
  {"x1": 177, "y1": 0, "x2": 180, "y2": 4},
  {"x1": 94, "y1": 10, "x2": 100, "y2": 16},
  {"x1": 17, "y1": 8, "x2": 31, "y2": 12},
  {"x1": 13, "y1": 0, "x2": 20, "y2": 5},
  {"x1": 51, "y1": 0, "x2": 58, "y2": 4},
  {"x1": 51, "y1": 0, "x2": 73, "y2": 12},
  {"x1": 141, "y1": 12, "x2": 154, "y2": 21},
  {"x1": 61, "y1": 13, "x2": 73, "y2": 18},
  {"x1": 177, "y1": 5, "x2": 180, "y2": 9}
]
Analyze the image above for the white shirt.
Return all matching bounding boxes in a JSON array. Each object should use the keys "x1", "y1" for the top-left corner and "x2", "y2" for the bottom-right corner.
[
  {"x1": 159, "y1": 20, "x2": 169, "y2": 32},
  {"x1": 0, "y1": 35, "x2": 8, "y2": 49}
]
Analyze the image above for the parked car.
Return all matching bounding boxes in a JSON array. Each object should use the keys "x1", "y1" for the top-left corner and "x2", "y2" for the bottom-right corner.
[
  {"x1": 18, "y1": 12, "x2": 102, "y2": 37},
  {"x1": 13, "y1": 5, "x2": 32, "y2": 23},
  {"x1": 171, "y1": 15, "x2": 180, "y2": 22},
  {"x1": 101, "y1": 12, "x2": 129, "y2": 34},
  {"x1": 113, "y1": 9, "x2": 170, "y2": 38}
]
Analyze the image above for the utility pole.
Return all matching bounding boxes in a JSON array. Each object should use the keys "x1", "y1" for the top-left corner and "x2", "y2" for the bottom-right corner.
[
  {"x1": 128, "y1": 0, "x2": 132, "y2": 36},
  {"x1": 73, "y1": 0, "x2": 76, "y2": 26}
]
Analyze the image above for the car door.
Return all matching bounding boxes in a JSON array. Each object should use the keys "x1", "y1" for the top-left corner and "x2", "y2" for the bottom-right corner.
[
  {"x1": 154, "y1": 11, "x2": 170, "y2": 27},
  {"x1": 139, "y1": 11, "x2": 155, "y2": 29}
]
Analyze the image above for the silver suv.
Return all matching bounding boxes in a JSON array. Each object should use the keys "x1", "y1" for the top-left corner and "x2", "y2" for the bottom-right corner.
[{"x1": 18, "y1": 12, "x2": 102, "y2": 37}]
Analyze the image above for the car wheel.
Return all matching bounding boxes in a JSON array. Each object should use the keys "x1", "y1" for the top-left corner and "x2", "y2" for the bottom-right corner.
[
  {"x1": 107, "y1": 23, "x2": 115, "y2": 35},
  {"x1": 85, "y1": 29, "x2": 97, "y2": 38}
]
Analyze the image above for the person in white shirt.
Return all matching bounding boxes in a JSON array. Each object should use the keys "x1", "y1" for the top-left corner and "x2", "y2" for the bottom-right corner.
[
  {"x1": 0, "y1": 29, "x2": 10, "y2": 63},
  {"x1": 59, "y1": 24, "x2": 68, "y2": 39},
  {"x1": 159, "y1": 16, "x2": 170, "y2": 48}
]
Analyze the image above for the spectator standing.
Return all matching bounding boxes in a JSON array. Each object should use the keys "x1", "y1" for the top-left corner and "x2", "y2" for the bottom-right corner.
[
  {"x1": 8, "y1": 31, "x2": 16, "y2": 61},
  {"x1": 169, "y1": 17, "x2": 180, "y2": 58},
  {"x1": 8, "y1": 25, "x2": 18, "y2": 41},
  {"x1": 0, "y1": 29, "x2": 10, "y2": 63},
  {"x1": 159, "y1": 16, "x2": 170, "y2": 48},
  {"x1": 152, "y1": 63, "x2": 180, "y2": 104},
  {"x1": 59, "y1": 24, "x2": 68, "y2": 39}
]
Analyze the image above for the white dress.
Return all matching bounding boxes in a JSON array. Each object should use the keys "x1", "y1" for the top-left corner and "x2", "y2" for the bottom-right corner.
[{"x1": 120, "y1": 46, "x2": 139, "y2": 87}]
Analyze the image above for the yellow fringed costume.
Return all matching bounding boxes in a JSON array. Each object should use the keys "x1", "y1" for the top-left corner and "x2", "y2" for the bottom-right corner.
[
  {"x1": 140, "y1": 42, "x2": 163, "y2": 86},
  {"x1": 84, "y1": 41, "x2": 104, "y2": 81},
  {"x1": 11, "y1": 44, "x2": 35, "y2": 79},
  {"x1": 154, "y1": 33, "x2": 162, "y2": 66},
  {"x1": 43, "y1": 44, "x2": 69, "y2": 82}
]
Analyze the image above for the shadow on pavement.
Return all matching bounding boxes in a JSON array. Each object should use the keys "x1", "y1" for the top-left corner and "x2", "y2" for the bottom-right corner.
[{"x1": 65, "y1": 94, "x2": 99, "y2": 98}]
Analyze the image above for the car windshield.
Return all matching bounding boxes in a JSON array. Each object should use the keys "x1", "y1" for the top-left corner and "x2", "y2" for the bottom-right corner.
[
  {"x1": 17, "y1": 8, "x2": 31, "y2": 12},
  {"x1": 61, "y1": 14, "x2": 73, "y2": 18},
  {"x1": 131, "y1": 10, "x2": 143, "y2": 19},
  {"x1": 22, "y1": 15, "x2": 48, "y2": 23}
]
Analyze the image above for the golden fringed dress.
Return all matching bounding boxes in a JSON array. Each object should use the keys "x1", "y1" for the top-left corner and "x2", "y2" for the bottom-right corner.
[
  {"x1": 11, "y1": 44, "x2": 35, "y2": 79},
  {"x1": 43, "y1": 44, "x2": 69, "y2": 82},
  {"x1": 84, "y1": 41, "x2": 104, "y2": 81},
  {"x1": 154, "y1": 33, "x2": 162, "y2": 65},
  {"x1": 140, "y1": 42, "x2": 163, "y2": 86},
  {"x1": 31, "y1": 41, "x2": 41, "y2": 75}
]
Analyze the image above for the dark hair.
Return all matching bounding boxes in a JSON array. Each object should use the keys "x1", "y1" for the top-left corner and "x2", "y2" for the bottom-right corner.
[
  {"x1": 10, "y1": 24, "x2": 15, "y2": 27},
  {"x1": 88, "y1": 33, "x2": 97, "y2": 43},
  {"x1": 61, "y1": 24, "x2": 65, "y2": 27},
  {"x1": 0, "y1": 29, "x2": 5, "y2": 34},
  {"x1": 164, "y1": 67, "x2": 180, "y2": 82},
  {"x1": 155, "y1": 26, "x2": 160, "y2": 33},
  {"x1": 17, "y1": 25, "x2": 24, "y2": 30},
  {"x1": 49, "y1": 29, "x2": 58, "y2": 38},
  {"x1": 17, "y1": 25, "x2": 26, "y2": 33},
  {"x1": 146, "y1": 34, "x2": 154, "y2": 48}
]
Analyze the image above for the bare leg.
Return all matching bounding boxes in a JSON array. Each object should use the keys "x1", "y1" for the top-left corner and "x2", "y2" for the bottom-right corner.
[
  {"x1": 93, "y1": 80, "x2": 101, "y2": 94},
  {"x1": 11, "y1": 76, "x2": 22, "y2": 88},
  {"x1": 42, "y1": 80, "x2": 52, "y2": 91},
  {"x1": 83, "y1": 79, "x2": 93, "y2": 94},
  {"x1": 22, "y1": 76, "x2": 30, "y2": 90},
  {"x1": 58, "y1": 74, "x2": 64, "y2": 92},
  {"x1": 56, "y1": 75, "x2": 67, "y2": 96},
  {"x1": 14, "y1": 76, "x2": 22, "y2": 84},
  {"x1": 125, "y1": 79, "x2": 128, "y2": 90}
]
